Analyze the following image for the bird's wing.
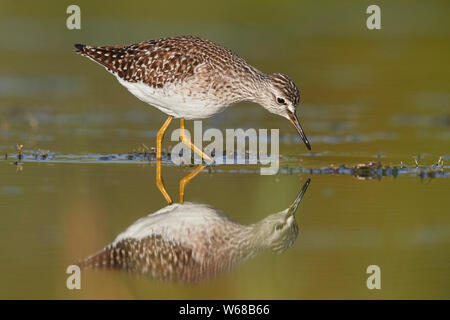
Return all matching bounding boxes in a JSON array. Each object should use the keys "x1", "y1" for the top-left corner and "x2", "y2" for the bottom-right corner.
[
  {"x1": 75, "y1": 36, "x2": 236, "y2": 89},
  {"x1": 78, "y1": 235, "x2": 201, "y2": 280}
]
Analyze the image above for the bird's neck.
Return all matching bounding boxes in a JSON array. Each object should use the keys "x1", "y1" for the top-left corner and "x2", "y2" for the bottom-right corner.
[
  {"x1": 234, "y1": 71, "x2": 270, "y2": 105},
  {"x1": 222, "y1": 224, "x2": 267, "y2": 264}
]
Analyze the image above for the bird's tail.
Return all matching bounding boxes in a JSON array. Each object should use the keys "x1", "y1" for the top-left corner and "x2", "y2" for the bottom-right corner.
[
  {"x1": 73, "y1": 43, "x2": 126, "y2": 73},
  {"x1": 74, "y1": 43, "x2": 87, "y2": 54},
  {"x1": 77, "y1": 245, "x2": 119, "y2": 270}
]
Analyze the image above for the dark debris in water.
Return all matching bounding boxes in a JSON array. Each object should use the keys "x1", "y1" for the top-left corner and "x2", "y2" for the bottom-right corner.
[
  {"x1": 5, "y1": 149, "x2": 54, "y2": 162},
  {"x1": 2, "y1": 147, "x2": 449, "y2": 179},
  {"x1": 297, "y1": 161, "x2": 449, "y2": 180}
]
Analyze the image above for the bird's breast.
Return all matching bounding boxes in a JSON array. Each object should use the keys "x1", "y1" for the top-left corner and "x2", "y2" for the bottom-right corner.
[{"x1": 115, "y1": 75, "x2": 234, "y2": 119}]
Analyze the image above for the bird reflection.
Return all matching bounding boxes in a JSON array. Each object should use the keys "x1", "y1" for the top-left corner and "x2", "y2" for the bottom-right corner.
[{"x1": 79, "y1": 179, "x2": 311, "y2": 283}]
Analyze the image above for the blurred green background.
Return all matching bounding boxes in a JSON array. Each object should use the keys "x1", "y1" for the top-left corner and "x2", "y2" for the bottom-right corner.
[{"x1": 0, "y1": 0, "x2": 449, "y2": 299}]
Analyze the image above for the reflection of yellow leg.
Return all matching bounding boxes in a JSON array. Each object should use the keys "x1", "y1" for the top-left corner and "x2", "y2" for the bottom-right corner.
[
  {"x1": 179, "y1": 118, "x2": 213, "y2": 164},
  {"x1": 179, "y1": 165, "x2": 206, "y2": 204},
  {"x1": 156, "y1": 116, "x2": 173, "y2": 204},
  {"x1": 156, "y1": 158, "x2": 172, "y2": 204}
]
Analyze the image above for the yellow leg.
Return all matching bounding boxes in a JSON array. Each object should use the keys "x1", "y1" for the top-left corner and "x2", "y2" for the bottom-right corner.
[
  {"x1": 157, "y1": 116, "x2": 173, "y2": 161},
  {"x1": 179, "y1": 118, "x2": 213, "y2": 164},
  {"x1": 156, "y1": 116, "x2": 173, "y2": 204},
  {"x1": 179, "y1": 165, "x2": 206, "y2": 204}
]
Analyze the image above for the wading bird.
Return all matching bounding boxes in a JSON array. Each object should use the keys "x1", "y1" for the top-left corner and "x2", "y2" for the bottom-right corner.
[
  {"x1": 78, "y1": 179, "x2": 311, "y2": 283},
  {"x1": 75, "y1": 36, "x2": 311, "y2": 201}
]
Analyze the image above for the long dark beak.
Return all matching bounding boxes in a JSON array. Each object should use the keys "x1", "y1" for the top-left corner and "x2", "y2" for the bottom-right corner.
[
  {"x1": 287, "y1": 178, "x2": 311, "y2": 217},
  {"x1": 288, "y1": 111, "x2": 311, "y2": 150}
]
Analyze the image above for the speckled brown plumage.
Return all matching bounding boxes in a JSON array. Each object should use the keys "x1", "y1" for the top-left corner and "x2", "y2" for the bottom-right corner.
[
  {"x1": 74, "y1": 36, "x2": 302, "y2": 112},
  {"x1": 75, "y1": 36, "x2": 263, "y2": 90},
  {"x1": 78, "y1": 229, "x2": 256, "y2": 283},
  {"x1": 74, "y1": 35, "x2": 311, "y2": 148},
  {"x1": 77, "y1": 197, "x2": 304, "y2": 283},
  {"x1": 78, "y1": 235, "x2": 207, "y2": 283}
]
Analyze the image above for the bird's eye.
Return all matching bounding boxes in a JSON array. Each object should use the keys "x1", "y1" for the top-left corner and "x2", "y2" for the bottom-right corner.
[
  {"x1": 275, "y1": 224, "x2": 283, "y2": 231},
  {"x1": 277, "y1": 97, "x2": 285, "y2": 105}
]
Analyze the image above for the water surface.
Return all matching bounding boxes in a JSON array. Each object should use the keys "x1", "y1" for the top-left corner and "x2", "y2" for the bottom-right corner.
[{"x1": 0, "y1": 0, "x2": 449, "y2": 299}]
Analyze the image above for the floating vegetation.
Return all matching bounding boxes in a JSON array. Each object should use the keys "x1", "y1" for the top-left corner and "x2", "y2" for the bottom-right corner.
[
  {"x1": 5, "y1": 146, "x2": 55, "y2": 162},
  {"x1": 126, "y1": 143, "x2": 160, "y2": 161},
  {"x1": 298, "y1": 161, "x2": 448, "y2": 180},
  {"x1": 2, "y1": 147, "x2": 449, "y2": 179}
]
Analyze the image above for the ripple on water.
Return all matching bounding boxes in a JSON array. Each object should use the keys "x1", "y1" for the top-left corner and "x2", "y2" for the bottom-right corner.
[
  {"x1": 2, "y1": 150, "x2": 449, "y2": 179},
  {"x1": 0, "y1": 76, "x2": 80, "y2": 97},
  {"x1": 1, "y1": 186, "x2": 23, "y2": 195}
]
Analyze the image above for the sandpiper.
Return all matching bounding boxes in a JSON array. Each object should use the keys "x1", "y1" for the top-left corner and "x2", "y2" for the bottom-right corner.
[
  {"x1": 78, "y1": 179, "x2": 311, "y2": 283},
  {"x1": 75, "y1": 36, "x2": 311, "y2": 202},
  {"x1": 74, "y1": 35, "x2": 312, "y2": 159}
]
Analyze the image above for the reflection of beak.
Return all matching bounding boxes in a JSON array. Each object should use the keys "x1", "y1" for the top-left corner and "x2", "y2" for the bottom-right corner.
[
  {"x1": 288, "y1": 111, "x2": 311, "y2": 151},
  {"x1": 287, "y1": 178, "x2": 311, "y2": 217}
]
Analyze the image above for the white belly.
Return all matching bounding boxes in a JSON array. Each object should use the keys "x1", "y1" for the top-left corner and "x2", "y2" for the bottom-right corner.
[
  {"x1": 112, "y1": 202, "x2": 229, "y2": 245},
  {"x1": 116, "y1": 77, "x2": 228, "y2": 120}
]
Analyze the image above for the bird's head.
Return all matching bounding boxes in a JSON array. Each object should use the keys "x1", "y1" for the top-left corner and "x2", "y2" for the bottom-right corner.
[
  {"x1": 253, "y1": 179, "x2": 311, "y2": 253},
  {"x1": 257, "y1": 73, "x2": 311, "y2": 151}
]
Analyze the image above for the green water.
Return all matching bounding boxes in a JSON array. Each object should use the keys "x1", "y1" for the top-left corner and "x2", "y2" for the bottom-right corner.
[{"x1": 0, "y1": 0, "x2": 449, "y2": 299}]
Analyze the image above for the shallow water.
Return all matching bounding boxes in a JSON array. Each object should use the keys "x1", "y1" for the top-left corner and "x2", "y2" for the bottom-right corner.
[{"x1": 0, "y1": 0, "x2": 449, "y2": 299}]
